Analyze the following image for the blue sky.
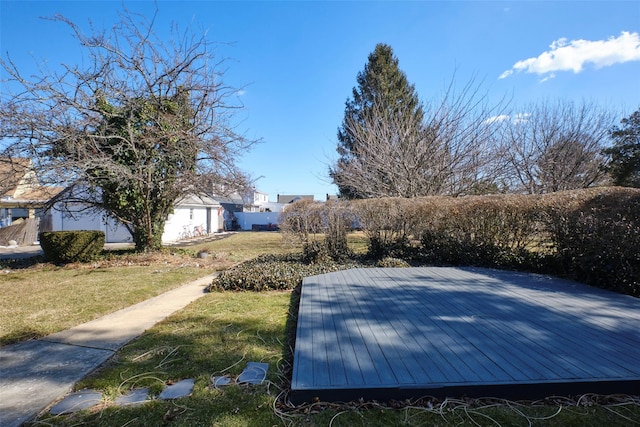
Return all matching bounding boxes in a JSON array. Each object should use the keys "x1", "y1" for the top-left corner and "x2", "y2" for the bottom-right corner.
[{"x1": 2, "y1": 1, "x2": 639, "y2": 201}]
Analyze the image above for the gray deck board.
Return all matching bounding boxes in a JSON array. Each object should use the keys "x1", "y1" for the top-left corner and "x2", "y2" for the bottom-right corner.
[{"x1": 291, "y1": 267, "x2": 640, "y2": 403}]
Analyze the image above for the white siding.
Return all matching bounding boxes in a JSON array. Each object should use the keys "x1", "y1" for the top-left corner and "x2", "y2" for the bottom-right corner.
[
  {"x1": 163, "y1": 205, "x2": 220, "y2": 242},
  {"x1": 50, "y1": 196, "x2": 222, "y2": 244},
  {"x1": 235, "y1": 212, "x2": 280, "y2": 231},
  {"x1": 50, "y1": 208, "x2": 132, "y2": 243}
]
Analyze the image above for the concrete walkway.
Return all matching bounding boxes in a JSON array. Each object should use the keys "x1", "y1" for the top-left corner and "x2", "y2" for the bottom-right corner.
[{"x1": 0, "y1": 274, "x2": 215, "y2": 427}]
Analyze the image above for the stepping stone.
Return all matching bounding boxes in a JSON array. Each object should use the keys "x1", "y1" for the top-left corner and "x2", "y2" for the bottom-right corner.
[
  {"x1": 237, "y1": 362, "x2": 269, "y2": 384},
  {"x1": 114, "y1": 388, "x2": 150, "y2": 406},
  {"x1": 49, "y1": 390, "x2": 103, "y2": 415},
  {"x1": 211, "y1": 376, "x2": 233, "y2": 388},
  {"x1": 158, "y1": 379, "x2": 195, "y2": 400}
]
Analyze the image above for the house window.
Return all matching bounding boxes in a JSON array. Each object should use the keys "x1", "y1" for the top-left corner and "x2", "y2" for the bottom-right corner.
[{"x1": 189, "y1": 208, "x2": 194, "y2": 220}]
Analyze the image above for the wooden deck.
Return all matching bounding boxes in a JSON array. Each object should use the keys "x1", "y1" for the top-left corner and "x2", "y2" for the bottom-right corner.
[{"x1": 290, "y1": 267, "x2": 640, "y2": 404}]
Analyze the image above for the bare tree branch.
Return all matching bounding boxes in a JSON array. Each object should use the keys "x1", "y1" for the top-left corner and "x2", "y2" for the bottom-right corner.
[
  {"x1": 331, "y1": 75, "x2": 507, "y2": 197},
  {"x1": 497, "y1": 100, "x2": 615, "y2": 194}
]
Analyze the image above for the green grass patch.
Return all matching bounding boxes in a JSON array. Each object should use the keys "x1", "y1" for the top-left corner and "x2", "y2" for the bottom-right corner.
[
  {"x1": 35, "y1": 291, "x2": 290, "y2": 426},
  {"x1": 0, "y1": 232, "x2": 296, "y2": 346},
  {"x1": 33, "y1": 291, "x2": 640, "y2": 426},
  {"x1": 0, "y1": 265, "x2": 206, "y2": 345},
  {"x1": 5, "y1": 230, "x2": 638, "y2": 425}
]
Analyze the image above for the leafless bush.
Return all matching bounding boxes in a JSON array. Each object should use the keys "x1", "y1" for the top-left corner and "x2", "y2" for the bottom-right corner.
[
  {"x1": 350, "y1": 198, "x2": 420, "y2": 257},
  {"x1": 279, "y1": 200, "x2": 354, "y2": 262}
]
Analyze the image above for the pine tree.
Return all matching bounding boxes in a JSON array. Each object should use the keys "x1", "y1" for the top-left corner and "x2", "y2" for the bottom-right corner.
[{"x1": 331, "y1": 43, "x2": 424, "y2": 199}]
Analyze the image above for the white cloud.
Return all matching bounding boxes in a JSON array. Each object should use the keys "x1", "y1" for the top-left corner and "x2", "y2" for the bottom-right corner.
[
  {"x1": 484, "y1": 113, "x2": 531, "y2": 125},
  {"x1": 498, "y1": 69, "x2": 513, "y2": 79},
  {"x1": 512, "y1": 112, "x2": 531, "y2": 125},
  {"x1": 485, "y1": 114, "x2": 510, "y2": 124},
  {"x1": 499, "y1": 31, "x2": 640, "y2": 80},
  {"x1": 539, "y1": 73, "x2": 556, "y2": 83}
]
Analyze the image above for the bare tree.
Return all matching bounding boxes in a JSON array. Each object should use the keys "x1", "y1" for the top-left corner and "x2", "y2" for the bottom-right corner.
[
  {"x1": 498, "y1": 100, "x2": 614, "y2": 194},
  {"x1": 331, "y1": 77, "x2": 506, "y2": 198},
  {"x1": 0, "y1": 9, "x2": 256, "y2": 251}
]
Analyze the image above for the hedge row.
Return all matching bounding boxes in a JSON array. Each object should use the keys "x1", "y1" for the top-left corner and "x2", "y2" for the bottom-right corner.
[
  {"x1": 352, "y1": 188, "x2": 639, "y2": 296},
  {"x1": 279, "y1": 187, "x2": 640, "y2": 297},
  {"x1": 541, "y1": 188, "x2": 640, "y2": 296}
]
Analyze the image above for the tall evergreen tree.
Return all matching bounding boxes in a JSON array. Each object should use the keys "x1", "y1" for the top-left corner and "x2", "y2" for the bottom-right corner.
[{"x1": 330, "y1": 43, "x2": 424, "y2": 198}]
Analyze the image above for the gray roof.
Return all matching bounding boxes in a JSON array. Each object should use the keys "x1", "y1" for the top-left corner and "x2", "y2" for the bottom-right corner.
[{"x1": 175, "y1": 194, "x2": 221, "y2": 208}]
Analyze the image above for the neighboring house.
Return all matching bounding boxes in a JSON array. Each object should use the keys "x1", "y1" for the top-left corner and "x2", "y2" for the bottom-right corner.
[
  {"x1": 234, "y1": 211, "x2": 281, "y2": 231},
  {"x1": 257, "y1": 201, "x2": 285, "y2": 213},
  {"x1": 242, "y1": 188, "x2": 270, "y2": 212},
  {"x1": 3, "y1": 157, "x2": 331, "y2": 239},
  {"x1": 0, "y1": 158, "x2": 62, "y2": 227},
  {"x1": 50, "y1": 193, "x2": 222, "y2": 244},
  {"x1": 244, "y1": 189, "x2": 287, "y2": 213},
  {"x1": 212, "y1": 190, "x2": 283, "y2": 230},
  {"x1": 277, "y1": 194, "x2": 314, "y2": 204}
]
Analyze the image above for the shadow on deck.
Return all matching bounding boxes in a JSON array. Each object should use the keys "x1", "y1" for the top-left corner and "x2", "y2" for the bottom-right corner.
[{"x1": 290, "y1": 267, "x2": 640, "y2": 404}]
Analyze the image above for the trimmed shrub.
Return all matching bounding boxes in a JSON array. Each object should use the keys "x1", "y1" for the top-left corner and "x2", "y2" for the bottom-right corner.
[
  {"x1": 275, "y1": 187, "x2": 639, "y2": 296},
  {"x1": 323, "y1": 200, "x2": 354, "y2": 261},
  {"x1": 418, "y1": 230, "x2": 549, "y2": 271},
  {"x1": 207, "y1": 254, "x2": 361, "y2": 292},
  {"x1": 39, "y1": 230, "x2": 105, "y2": 264},
  {"x1": 279, "y1": 200, "x2": 325, "y2": 245},
  {"x1": 411, "y1": 194, "x2": 543, "y2": 253}
]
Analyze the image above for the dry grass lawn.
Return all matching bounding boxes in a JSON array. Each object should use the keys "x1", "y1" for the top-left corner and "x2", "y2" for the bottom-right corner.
[
  {"x1": 0, "y1": 232, "x2": 294, "y2": 345},
  {"x1": 3, "y1": 230, "x2": 638, "y2": 426}
]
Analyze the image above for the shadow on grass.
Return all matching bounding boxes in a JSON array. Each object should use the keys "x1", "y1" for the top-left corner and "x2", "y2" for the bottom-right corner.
[
  {"x1": 1, "y1": 326, "x2": 47, "y2": 346},
  {"x1": 32, "y1": 293, "x2": 291, "y2": 426},
  {"x1": 26, "y1": 284, "x2": 640, "y2": 427},
  {"x1": 280, "y1": 284, "x2": 301, "y2": 396},
  {"x1": 0, "y1": 246, "x2": 137, "y2": 269},
  {"x1": 0, "y1": 255, "x2": 46, "y2": 270},
  {"x1": 0, "y1": 232, "x2": 235, "y2": 270},
  {"x1": 163, "y1": 232, "x2": 236, "y2": 248}
]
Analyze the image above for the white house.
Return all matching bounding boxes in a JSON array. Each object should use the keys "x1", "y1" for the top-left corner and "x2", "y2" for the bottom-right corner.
[
  {"x1": 162, "y1": 194, "x2": 222, "y2": 242},
  {"x1": 49, "y1": 193, "x2": 222, "y2": 244}
]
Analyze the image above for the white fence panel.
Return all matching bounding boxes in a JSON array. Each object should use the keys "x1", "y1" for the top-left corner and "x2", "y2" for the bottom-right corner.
[{"x1": 235, "y1": 212, "x2": 281, "y2": 231}]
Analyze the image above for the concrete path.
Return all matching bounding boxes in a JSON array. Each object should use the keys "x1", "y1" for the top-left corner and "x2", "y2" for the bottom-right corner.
[
  {"x1": 0, "y1": 274, "x2": 215, "y2": 427},
  {"x1": 0, "y1": 244, "x2": 43, "y2": 260}
]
